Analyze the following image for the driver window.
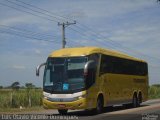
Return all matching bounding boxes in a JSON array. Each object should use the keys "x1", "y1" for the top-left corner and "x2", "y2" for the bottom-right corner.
[{"x1": 86, "y1": 54, "x2": 99, "y2": 88}]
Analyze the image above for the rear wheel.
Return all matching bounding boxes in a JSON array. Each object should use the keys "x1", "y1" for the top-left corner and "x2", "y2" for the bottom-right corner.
[
  {"x1": 132, "y1": 94, "x2": 138, "y2": 108},
  {"x1": 58, "y1": 109, "x2": 68, "y2": 115},
  {"x1": 137, "y1": 93, "x2": 142, "y2": 107}
]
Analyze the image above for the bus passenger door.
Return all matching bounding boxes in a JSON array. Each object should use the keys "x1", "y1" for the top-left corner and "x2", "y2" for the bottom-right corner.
[
  {"x1": 84, "y1": 54, "x2": 99, "y2": 108},
  {"x1": 99, "y1": 55, "x2": 115, "y2": 106}
]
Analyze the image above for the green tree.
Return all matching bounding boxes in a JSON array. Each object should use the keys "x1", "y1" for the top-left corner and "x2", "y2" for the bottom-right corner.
[
  {"x1": 0, "y1": 86, "x2": 3, "y2": 89},
  {"x1": 11, "y1": 81, "x2": 20, "y2": 90},
  {"x1": 152, "y1": 84, "x2": 160, "y2": 88},
  {"x1": 25, "y1": 83, "x2": 35, "y2": 89}
]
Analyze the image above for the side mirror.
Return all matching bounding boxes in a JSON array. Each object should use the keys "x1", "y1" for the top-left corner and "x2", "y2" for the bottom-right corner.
[
  {"x1": 84, "y1": 60, "x2": 95, "y2": 75},
  {"x1": 36, "y1": 63, "x2": 46, "y2": 76}
]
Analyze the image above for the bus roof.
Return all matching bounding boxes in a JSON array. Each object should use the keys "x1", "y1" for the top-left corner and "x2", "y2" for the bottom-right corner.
[{"x1": 49, "y1": 47, "x2": 146, "y2": 62}]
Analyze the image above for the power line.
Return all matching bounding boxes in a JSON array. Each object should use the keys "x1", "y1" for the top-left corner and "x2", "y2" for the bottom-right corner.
[
  {"x1": 70, "y1": 25, "x2": 160, "y2": 62},
  {"x1": 73, "y1": 23, "x2": 160, "y2": 61},
  {"x1": 0, "y1": 24, "x2": 58, "y2": 39},
  {"x1": 0, "y1": 1, "x2": 104, "y2": 47},
  {"x1": 0, "y1": 2, "x2": 58, "y2": 22},
  {"x1": 1, "y1": 0, "x2": 79, "y2": 48},
  {"x1": 15, "y1": 0, "x2": 94, "y2": 35},
  {"x1": 0, "y1": 1, "x2": 148, "y2": 52},
  {"x1": 0, "y1": 25, "x2": 79, "y2": 48},
  {"x1": 67, "y1": 26, "x2": 122, "y2": 49},
  {"x1": 9, "y1": 0, "x2": 80, "y2": 48},
  {"x1": 14, "y1": 0, "x2": 102, "y2": 35},
  {"x1": 15, "y1": 0, "x2": 68, "y2": 22},
  {"x1": 7, "y1": 0, "x2": 97, "y2": 42},
  {"x1": 66, "y1": 40, "x2": 82, "y2": 48},
  {"x1": 0, "y1": 30, "x2": 56, "y2": 43},
  {"x1": 1, "y1": 0, "x2": 160, "y2": 62},
  {"x1": 0, "y1": 30, "x2": 76, "y2": 48},
  {"x1": 0, "y1": 2, "x2": 148, "y2": 47},
  {"x1": 0, "y1": 28, "x2": 56, "y2": 43},
  {"x1": 5, "y1": 0, "x2": 61, "y2": 22},
  {"x1": 14, "y1": 0, "x2": 93, "y2": 36},
  {"x1": 0, "y1": 30, "x2": 53, "y2": 42},
  {"x1": 0, "y1": 28, "x2": 75, "y2": 48}
]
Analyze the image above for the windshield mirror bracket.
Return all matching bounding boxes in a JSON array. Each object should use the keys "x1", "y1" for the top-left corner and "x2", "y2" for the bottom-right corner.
[
  {"x1": 36, "y1": 62, "x2": 46, "y2": 76},
  {"x1": 84, "y1": 60, "x2": 94, "y2": 74}
]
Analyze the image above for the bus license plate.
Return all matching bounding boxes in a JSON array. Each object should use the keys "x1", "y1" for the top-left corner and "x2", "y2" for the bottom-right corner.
[{"x1": 58, "y1": 104, "x2": 66, "y2": 108}]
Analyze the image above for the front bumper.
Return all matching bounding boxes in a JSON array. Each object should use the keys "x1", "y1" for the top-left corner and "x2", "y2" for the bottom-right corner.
[{"x1": 43, "y1": 98, "x2": 87, "y2": 110}]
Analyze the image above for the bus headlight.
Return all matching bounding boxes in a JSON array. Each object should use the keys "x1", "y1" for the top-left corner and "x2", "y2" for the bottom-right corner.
[
  {"x1": 43, "y1": 93, "x2": 86, "y2": 102},
  {"x1": 77, "y1": 94, "x2": 86, "y2": 100},
  {"x1": 43, "y1": 93, "x2": 49, "y2": 99},
  {"x1": 44, "y1": 96, "x2": 48, "y2": 99}
]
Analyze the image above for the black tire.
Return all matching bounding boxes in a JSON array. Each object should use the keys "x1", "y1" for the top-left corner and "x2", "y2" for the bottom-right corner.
[
  {"x1": 137, "y1": 97, "x2": 140, "y2": 107},
  {"x1": 132, "y1": 94, "x2": 138, "y2": 108},
  {"x1": 137, "y1": 93, "x2": 142, "y2": 107},
  {"x1": 96, "y1": 97, "x2": 104, "y2": 114},
  {"x1": 58, "y1": 109, "x2": 68, "y2": 115}
]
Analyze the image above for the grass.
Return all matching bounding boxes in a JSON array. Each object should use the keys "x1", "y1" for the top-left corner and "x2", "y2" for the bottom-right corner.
[
  {"x1": 0, "y1": 89, "x2": 43, "y2": 109},
  {"x1": 148, "y1": 85, "x2": 160, "y2": 99}
]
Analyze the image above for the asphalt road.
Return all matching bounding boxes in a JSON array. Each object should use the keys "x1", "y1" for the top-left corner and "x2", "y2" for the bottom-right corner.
[
  {"x1": 1, "y1": 99, "x2": 160, "y2": 120},
  {"x1": 44, "y1": 99, "x2": 160, "y2": 120},
  {"x1": 66, "y1": 99, "x2": 160, "y2": 120}
]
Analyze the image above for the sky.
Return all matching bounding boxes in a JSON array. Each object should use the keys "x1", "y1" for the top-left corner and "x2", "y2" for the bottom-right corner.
[{"x1": 0, "y1": 0, "x2": 160, "y2": 87}]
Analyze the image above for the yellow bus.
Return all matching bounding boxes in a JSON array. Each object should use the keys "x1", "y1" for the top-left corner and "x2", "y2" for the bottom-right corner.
[{"x1": 36, "y1": 47, "x2": 148, "y2": 114}]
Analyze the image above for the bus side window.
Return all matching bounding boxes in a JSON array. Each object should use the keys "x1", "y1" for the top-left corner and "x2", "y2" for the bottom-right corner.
[
  {"x1": 100, "y1": 55, "x2": 105, "y2": 75},
  {"x1": 100, "y1": 54, "x2": 111, "y2": 75}
]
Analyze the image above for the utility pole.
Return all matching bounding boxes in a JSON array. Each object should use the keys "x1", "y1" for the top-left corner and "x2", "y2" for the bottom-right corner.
[{"x1": 58, "y1": 21, "x2": 76, "y2": 48}]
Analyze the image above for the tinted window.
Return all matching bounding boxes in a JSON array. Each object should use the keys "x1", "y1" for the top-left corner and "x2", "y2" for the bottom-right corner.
[
  {"x1": 86, "y1": 54, "x2": 99, "y2": 88},
  {"x1": 100, "y1": 54, "x2": 148, "y2": 76}
]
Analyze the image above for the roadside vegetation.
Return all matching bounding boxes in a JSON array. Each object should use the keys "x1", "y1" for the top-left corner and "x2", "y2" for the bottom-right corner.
[
  {"x1": 0, "y1": 82, "x2": 42, "y2": 112},
  {"x1": 0, "y1": 88, "x2": 42, "y2": 109},
  {"x1": 149, "y1": 84, "x2": 160, "y2": 99}
]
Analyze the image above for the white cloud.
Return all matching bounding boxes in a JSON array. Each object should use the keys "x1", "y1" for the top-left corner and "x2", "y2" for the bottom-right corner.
[
  {"x1": 35, "y1": 49, "x2": 41, "y2": 55},
  {"x1": 12, "y1": 65, "x2": 26, "y2": 70},
  {"x1": 67, "y1": 0, "x2": 153, "y2": 19},
  {"x1": 0, "y1": 15, "x2": 32, "y2": 26}
]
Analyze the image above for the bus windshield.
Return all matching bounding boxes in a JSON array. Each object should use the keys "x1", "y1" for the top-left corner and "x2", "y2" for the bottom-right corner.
[{"x1": 43, "y1": 57, "x2": 87, "y2": 93}]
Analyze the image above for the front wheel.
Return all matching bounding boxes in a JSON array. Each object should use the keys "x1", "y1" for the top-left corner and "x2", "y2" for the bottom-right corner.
[
  {"x1": 96, "y1": 97, "x2": 104, "y2": 114},
  {"x1": 58, "y1": 109, "x2": 68, "y2": 115}
]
